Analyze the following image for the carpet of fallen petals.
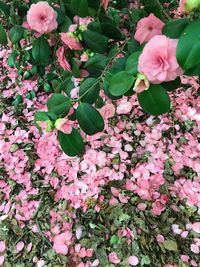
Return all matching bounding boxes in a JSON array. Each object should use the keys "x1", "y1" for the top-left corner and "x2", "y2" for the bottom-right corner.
[{"x1": 0, "y1": 48, "x2": 200, "y2": 266}]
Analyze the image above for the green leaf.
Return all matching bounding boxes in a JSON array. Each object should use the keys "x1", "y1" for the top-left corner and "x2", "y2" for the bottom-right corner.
[
  {"x1": 7, "y1": 53, "x2": 15, "y2": 68},
  {"x1": 87, "y1": 22, "x2": 103, "y2": 34},
  {"x1": 184, "y1": 63, "x2": 200, "y2": 76},
  {"x1": 12, "y1": 95, "x2": 22, "y2": 107},
  {"x1": 163, "y1": 240, "x2": 178, "y2": 251},
  {"x1": 54, "y1": 7, "x2": 65, "y2": 25},
  {"x1": 163, "y1": 19, "x2": 189, "y2": 39},
  {"x1": 58, "y1": 128, "x2": 84, "y2": 156},
  {"x1": 59, "y1": 15, "x2": 72, "y2": 32},
  {"x1": 71, "y1": 57, "x2": 81, "y2": 78},
  {"x1": 131, "y1": 9, "x2": 142, "y2": 23},
  {"x1": 71, "y1": 0, "x2": 88, "y2": 17},
  {"x1": 76, "y1": 103, "x2": 104, "y2": 135},
  {"x1": 127, "y1": 39, "x2": 140, "y2": 54},
  {"x1": 125, "y1": 51, "x2": 141, "y2": 75},
  {"x1": 9, "y1": 25, "x2": 24, "y2": 44},
  {"x1": 161, "y1": 77, "x2": 181, "y2": 92},
  {"x1": 79, "y1": 78, "x2": 100, "y2": 104},
  {"x1": 47, "y1": 94, "x2": 71, "y2": 117},
  {"x1": 0, "y1": 1, "x2": 10, "y2": 16},
  {"x1": 101, "y1": 23, "x2": 124, "y2": 40},
  {"x1": 82, "y1": 30, "x2": 109, "y2": 54},
  {"x1": 177, "y1": 20, "x2": 200, "y2": 70},
  {"x1": 104, "y1": 57, "x2": 126, "y2": 99},
  {"x1": 141, "y1": 0, "x2": 162, "y2": 18},
  {"x1": 109, "y1": 71, "x2": 135, "y2": 96},
  {"x1": 32, "y1": 36, "x2": 50, "y2": 64},
  {"x1": 138, "y1": 84, "x2": 170, "y2": 116},
  {"x1": 51, "y1": 79, "x2": 61, "y2": 93},
  {"x1": 0, "y1": 23, "x2": 7, "y2": 46},
  {"x1": 110, "y1": 235, "x2": 119, "y2": 245},
  {"x1": 84, "y1": 54, "x2": 109, "y2": 70}
]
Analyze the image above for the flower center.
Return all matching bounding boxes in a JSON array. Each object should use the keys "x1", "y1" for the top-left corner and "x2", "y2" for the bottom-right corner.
[{"x1": 39, "y1": 15, "x2": 46, "y2": 21}]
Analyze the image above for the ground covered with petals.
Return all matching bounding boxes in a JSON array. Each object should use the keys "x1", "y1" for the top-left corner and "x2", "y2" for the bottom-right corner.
[{"x1": 0, "y1": 49, "x2": 200, "y2": 266}]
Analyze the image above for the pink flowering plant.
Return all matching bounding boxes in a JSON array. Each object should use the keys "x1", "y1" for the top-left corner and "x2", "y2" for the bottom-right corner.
[
  {"x1": 1, "y1": 0, "x2": 200, "y2": 156},
  {"x1": 0, "y1": 1, "x2": 200, "y2": 266}
]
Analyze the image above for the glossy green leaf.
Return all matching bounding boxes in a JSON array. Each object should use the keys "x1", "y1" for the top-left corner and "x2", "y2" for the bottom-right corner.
[
  {"x1": 32, "y1": 36, "x2": 50, "y2": 64},
  {"x1": 104, "y1": 57, "x2": 126, "y2": 99},
  {"x1": 101, "y1": 23, "x2": 124, "y2": 40},
  {"x1": 127, "y1": 39, "x2": 140, "y2": 54},
  {"x1": 109, "y1": 71, "x2": 135, "y2": 96},
  {"x1": 161, "y1": 77, "x2": 181, "y2": 92},
  {"x1": 71, "y1": 0, "x2": 88, "y2": 17},
  {"x1": 163, "y1": 19, "x2": 189, "y2": 39},
  {"x1": 177, "y1": 20, "x2": 200, "y2": 70},
  {"x1": 87, "y1": 22, "x2": 103, "y2": 34},
  {"x1": 79, "y1": 78, "x2": 100, "y2": 104},
  {"x1": 58, "y1": 128, "x2": 85, "y2": 156},
  {"x1": 9, "y1": 25, "x2": 24, "y2": 44},
  {"x1": 12, "y1": 95, "x2": 22, "y2": 107},
  {"x1": 0, "y1": 23, "x2": 7, "y2": 46},
  {"x1": 82, "y1": 30, "x2": 109, "y2": 54},
  {"x1": 0, "y1": 1, "x2": 10, "y2": 16},
  {"x1": 7, "y1": 53, "x2": 15, "y2": 68},
  {"x1": 71, "y1": 57, "x2": 81, "y2": 78},
  {"x1": 76, "y1": 103, "x2": 104, "y2": 135},
  {"x1": 141, "y1": 0, "x2": 162, "y2": 18},
  {"x1": 47, "y1": 94, "x2": 71, "y2": 117},
  {"x1": 125, "y1": 51, "x2": 141, "y2": 75},
  {"x1": 137, "y1": 84, "x2": 170, "y2": 116},
  {"x1": 84, "y1": 54, "x2": 109, "y2": 70}
]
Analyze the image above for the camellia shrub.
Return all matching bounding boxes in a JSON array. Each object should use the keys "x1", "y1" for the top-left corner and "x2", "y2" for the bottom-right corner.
[{"x1": 0, "y1": 0, "x2": 200, "y2": 156}]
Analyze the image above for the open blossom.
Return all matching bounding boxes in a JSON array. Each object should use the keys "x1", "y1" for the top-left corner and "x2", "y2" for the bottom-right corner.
[
  {"x1": 27, "y1": 1, "x2": 58, "y2": 34},
  {"x1": 56, "y1": 47, "x2": 72, "y2": 72},
  {"x1": 134, "y1": 13, "x2": 164, "y2": 44},
  {"x1": 60, "y1": 32, "x2": 83, "y2": 50},
  {"x1": 138, "y1": 35, "x2": 183, "y2": 84}
]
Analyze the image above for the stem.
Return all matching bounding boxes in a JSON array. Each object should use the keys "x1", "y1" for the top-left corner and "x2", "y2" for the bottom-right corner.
[
  {"x1": 32, "y1": 192, "x2": 44, "y2": 220},
  {"x1": 36, "y1": 219, "x2": 52, "y2": 247}
]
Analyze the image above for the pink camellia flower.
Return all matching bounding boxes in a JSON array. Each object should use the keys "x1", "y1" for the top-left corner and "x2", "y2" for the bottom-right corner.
[
  {"x1": 134, "y1": 13, "x2": 164, "y2": 44},
  {"x1": 27, "y1": 1, "x2": 58, "y2": 34},
  {"x1": 60, "y1": 32, "x2": 83, "y2": 50},
  {"x1": 179, "y1": 0, "x2": 199, "y2": 13},
  {"x1": 56, "y1": 47, "x2": 72, "y2": 72},
  {"x1": 101, "y1": 0, "x2": 109, "y2": 10},
  {"x1": 108, "y1": 252, "x2": 120, "y2": 264},
  {"x1": 138, "y1": 35, "x2": 183, "y2": 84},
  {"x1": 55, "y1": 118, "x2": 73, "y2": 134}
]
